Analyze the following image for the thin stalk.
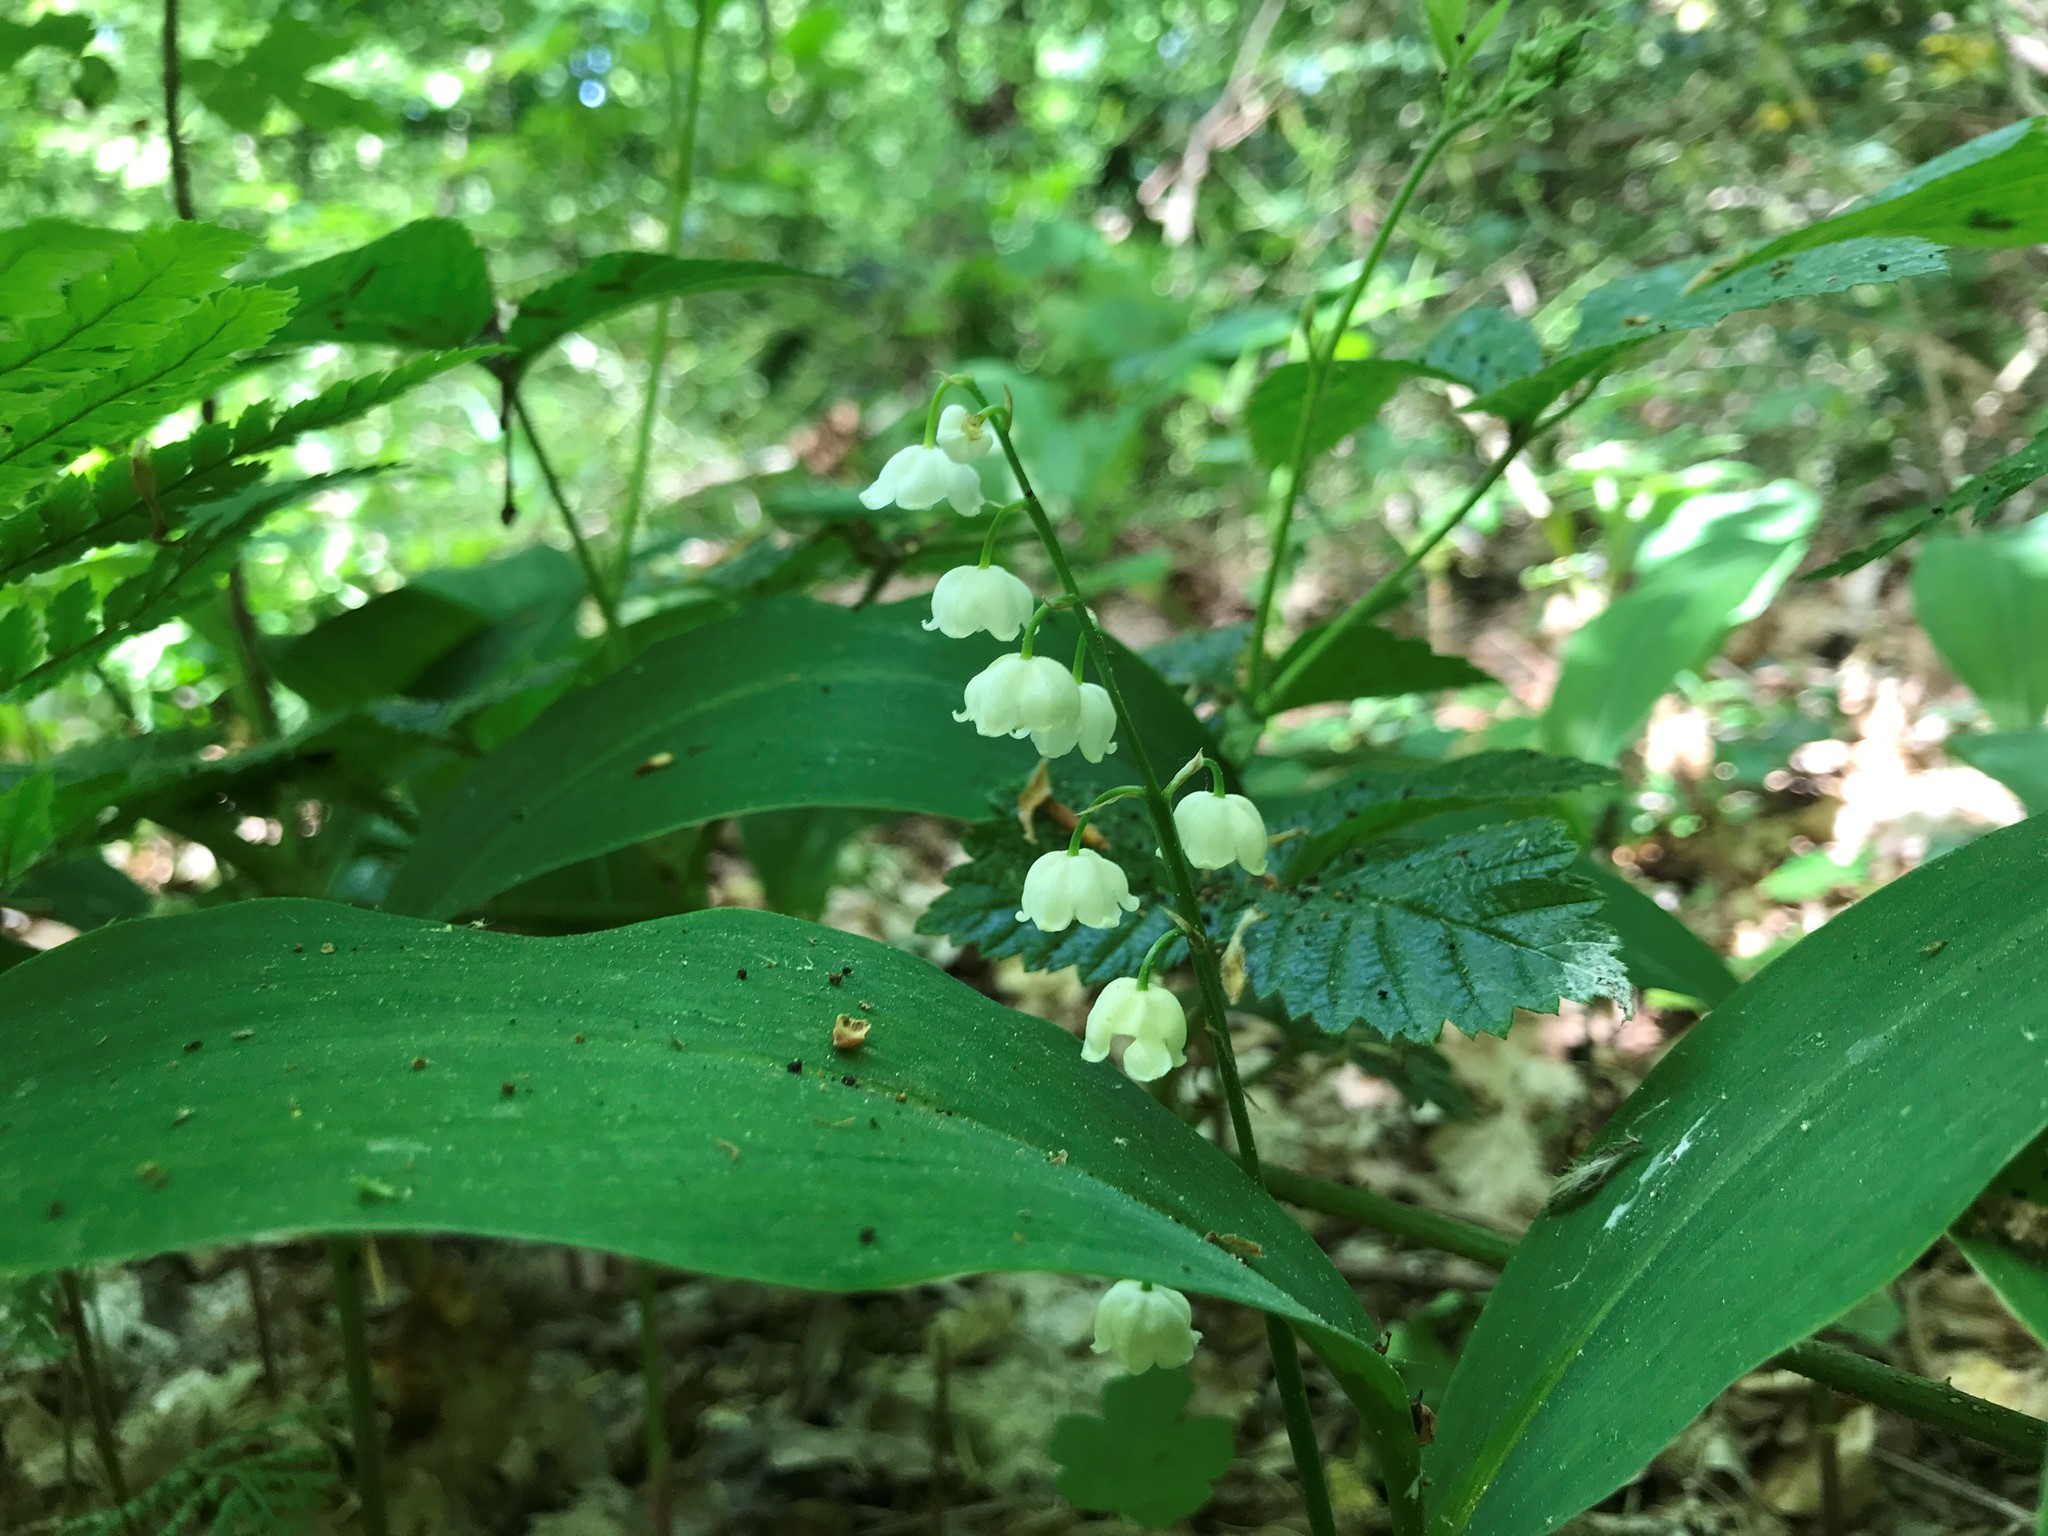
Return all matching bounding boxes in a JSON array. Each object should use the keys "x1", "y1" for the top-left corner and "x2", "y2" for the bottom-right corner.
[
  {"x1": 1261, "y1": 426, "x2": 1525, "y2": 714},
  {"x1": 2037, "y1": 1430, "x2": 2048, "y2": 1536},
  {"x1": 1812, "y1": 1380, "x2": 1842, "y2": 1536},
  {"x1": 1261, "y1": 1162, "x2": 2048, "y2": 1463},
  {"x1": 962, "y1": 382, "x2": 1411, "y2": 1536},
  {"x1": 1244, "y1": 115, "x2": 1468, "y2": 701},
  {"x1": 637, "y1": 1261, "x2": 672, "y2": 1536},
  {"x1": 59, "y1": 1273, "x2": 135, "y2": 1535},
  {"x1": 327, "y1": 1239, "x2": 390, "y2": 1536},
  {"x1": 510, "y1": 394, "x2": 625, "y2": 645},
  {"x1": 614, "y1": 0, "x2": 720, "y2": 598},
  {"x1": 162, "y1": 0, "x2": 195, "y2": 222},
  {"x1": 242, "y1": 1248, "x2": 281, "y2": 1399}
]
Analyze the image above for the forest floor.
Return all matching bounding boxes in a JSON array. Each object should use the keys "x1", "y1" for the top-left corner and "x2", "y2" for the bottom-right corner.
[{"x1": 3, "y1": 525, "x2": 2045, "y2": 1535}]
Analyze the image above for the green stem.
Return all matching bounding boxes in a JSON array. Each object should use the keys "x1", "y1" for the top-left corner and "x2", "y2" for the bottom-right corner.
[
  {"x1": 60, "y1": 1273, "x2": 136, "y2": 1535},
  {"x1": 962, "y1": 382, "x2": 1405, "y2": 1536},
  {"x1": 637, "y1": 1261, "x2": 672, "y2": 1536},
  {"x1": 613, "y1": 0, "x2": 719, "y2": 599},
  {"x1": 510, "y1": 393, "x2": 625, "y2": 646},
  {"x1": 1259, "y1": 1163, "x2": 2048, "y2": 1464},
  {"x1": 1261, "y1": 423, "x2": 1526, "y2": 714},
  {"x1": 1244, "y1": 115, "x2": 1469, "y2": 702},
  {"x1": 327, "y1": 1238, "x2": 390, "y2": 1536},
  {"x1": 1134, "y1": 926, "x2": 1182, "y2": 988},
  {"x1": 977, "y1": 501, "x2": 1018, "y2": 566},
  {"x1": 2037, "y1": 1432, "x2": 2048, "y2": 1535}
]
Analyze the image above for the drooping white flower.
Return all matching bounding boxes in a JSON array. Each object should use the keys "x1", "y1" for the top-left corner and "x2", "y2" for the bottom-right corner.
[
  {"x1": 923, "y1": 565, "x2": 1035, "y2": 641},
  {"x1": 860, "y1": 443, "x2": 984, "y2": 516},
  {"x1": 1092, "y1": 1280, "x2": 1200, "y2": 1373},
  {"x1": 954, "y1": 653, "x2": 1081, "y2": 739},
  {"x1": 1029, "y1": 680, "x2": 1118, "y2": 762},
  {"x1": 1083, "y1": 976, "x2": 1187, "y2": 1083},
  {"x1": 1018, "y1": 847, "x2": 1139, "y2": 932},
  {"x1": 935, "y1": 403, "x2": 995, "y2": 463},
  {"x1": 1173, "y1": 790, "x2": 1269, "y2": 876}
]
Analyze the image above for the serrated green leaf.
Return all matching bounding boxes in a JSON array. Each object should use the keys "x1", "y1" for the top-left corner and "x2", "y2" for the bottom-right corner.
[
  {"x1": 1424, "y1": 813, "x2": 2048, "y2": 1536},
  {"x1": 386, "y1": 597, "x2": 1212, "y2": 921},
  {"x1": 0, "y1": 220, "x2": 127, "y2": 322},
  {"x1": 1423, "y1": 306, "x2": 1543, "y2": 397},
  {"x1": 1470, "y1": 238, "x2": 1947, "y2": 422},
  {"x1": 1245, "y1": 357, "x2": 1452, "y2": 467},
  {"x1": 0, "y1": 772, "x2": 56, "y2": 888},
  {"x1": 1807, "y1": 426, "x2": 2048, "y2": 579},
  {"x1": 0, "y1": 899, "x2": 1403, "y2": 1418},
  {"x1": 0, "y1": 348, "x2": 491, "y2": 585},
  {"x1": 1723, "y1": 118, "x2": 2048, "y2": 282},
  {"x1": 0, "y1": 283, "x2": 292, "y2": 509},
  {"x1": 1246, "y1": 818, "x2": 1627, "y2": 1040},
  {"x1": 503, "y1": 252, "x2": 812, "y2": 367},
  {"x1": 264, "y1": 219, "x2": 494, "y2": 350},
  {"x1": 1265, "y1": 622, "x2": 1493, "y2": 715},
  {"x1": 1051, "y1": 1368, "x2": 1235, "y2": 1528}
]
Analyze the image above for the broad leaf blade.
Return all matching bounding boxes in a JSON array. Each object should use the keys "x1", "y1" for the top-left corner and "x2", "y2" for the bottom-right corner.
[
  {"x1": 0, "y1": 900, "x2": 1382, "y2": 1368},
  {"x1": 263, "y1": 219, "x2": 494, "y2": 349},
  {"x1": 1949, "y1": 731, "x2": 2048, "y2": 815},
  {"x1": 1807, "y1": 425, "x2": 2048, "y2": 580},
  {"x1": 1245, "y1": 358, "x2": 1450, "y2": 467},
  {"x1": 1423, "y1": 308, "x2": 1543, "y2": 397},
  {"x1": 0, "y1": 772, "x2": 55, "y2": 888},
  {"x1": 1266, "y1": 623, "x2": 1493, "y2": 714},
  {"x1": 502, "y1": 253, "x2": 811, "y2": 366},
  {"x1": 1424, "y1": 815, "x2": 2048, "y2": 1536},
  {"x1": 1575, "y1": 855, "x2": 1737, "y2": 1006},
  {"x1": 1913, "y1": 520, "x2": 2048, "y2": 731}
]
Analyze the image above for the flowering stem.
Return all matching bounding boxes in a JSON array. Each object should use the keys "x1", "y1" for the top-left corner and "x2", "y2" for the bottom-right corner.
[
  {"x1": 1069, "y1": 640, "x2": 1087, "y2": 683},
  {"x1": 1019, "y1": 602, "x2": 1054, "y2": 658},
  {"x1": 1243, "y1": 114, "x2": 1471, "y2": 705},
  {"x1": 977, "y1": 501, "x2": 1020, "y2": 567},
  {"x1": 962, "y1": 381, "x2": 1401, "y2": 1536},
  {"x1": 1134, "y1": 927, "x2": 1181, "y2": 988}
]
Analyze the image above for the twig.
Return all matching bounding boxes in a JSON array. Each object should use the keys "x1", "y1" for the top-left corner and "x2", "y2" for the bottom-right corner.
[
  {"x1": 243, "y1": 1248, "x2": 281, "y2": 1400},
  {"x1": 59, "y1": 1273, "x2": 136, "y2": 1535},
  {"x1": 1872, "y1": 1445, "x2": 2035, "y2": 1526}
]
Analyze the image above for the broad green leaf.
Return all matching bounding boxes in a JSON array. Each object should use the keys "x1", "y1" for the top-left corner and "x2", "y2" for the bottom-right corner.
[
  {"x1": 742, "y1": 807, "x2": 872, "y2": 920},
  {"x1": 1245, "y1": 358, "x2": 1452, "y2": 468},
  {"x1": 263, "y1": 220, "x2": 494, "y2": 350},
  {"x1": 0, "y1": 14, "x2": 94, "y2": 68},
  {"x1": 1423, "y1": 308, "x2": 1543, "y2": 397},
  {"x1": 0, "y1": 900, "x2": 1396, "y2": 1398},
  {"x1": 1574, "y1": 856, "x2": 1736, "y2": 1006},
  {"x1": 1246, "y1": 817, "x2": 1628, "y2": 1041},
  {"x1": 502, "y1": 253, "x2": 811, "y2": 368},
  {"x1": 1051, "y1": 1368, "x2": 1235, "y2": 1528},
  {"x1": 1954, "y1": 1230, "x2": 2048, "y2": 1347},
  {"x1": 385, "y1": 597, "x2": 1212, "y2": 920},
  {"x1": 185, "y1": 16, "x2": 378, "y2": 135},
  {"x1": 0, "y1": 284, "x2": 293, "y2": 509},
  {"x1": 1724, "y1": 118, "x2": 2048, "y2": 281},
  {"x1": 0, "y1": 348, "x2": 494, "y2": 586},
  {"x1": 1913, "y1": 521, "x2": 2048, "y2": 731},
  {"x1": 1470, "y1": 238, "x2": 1947, "y2": 422},
  {"x1": 5, "y1": 852, "x2": 151, "y2": 932},
  {"x1": 0, "y1": 772, "x2": 56, "y2": 887},
  {"x1": 1807, "y1": 426, "x2": 2048, "y2": 580},
  {"x1": 1424, "y1": 814, "x2": 2048, "y2": 1536},
  {"x1": 1949, "y1": 731, "x2": 2048, "y2": 815},
  {"x1": 273, "y1": 588, "x2": 492, "y2": 713},
  {"x1": 1542, "y1": 482, "x2": 1818, "y2": 763},
  {"x1": 1265, "y1": 623, "x2": 1494, "y2": 715}
]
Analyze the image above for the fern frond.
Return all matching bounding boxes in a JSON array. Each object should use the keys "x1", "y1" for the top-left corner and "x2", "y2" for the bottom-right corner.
[
  {"x1": 0, "y1": 223, "x2": 251, "y2": 415},
  {"x1": 0, "y1": 284, "x2": 292, "y2": 510},
  {"x1": 0, "y1": 347, "x2": 491, "y2": 584},
  {"x1": 44, "y1": 1413, "x2": 333, "y2": 1536}
]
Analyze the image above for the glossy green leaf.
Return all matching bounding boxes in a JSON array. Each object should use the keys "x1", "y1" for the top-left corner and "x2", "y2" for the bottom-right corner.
[
  {"x1": 1245, "y1": 358, "x2": 1451, "y2": 467},
  {"x1": 1955, "y1": 1230, "x2": 2048, "y2": 1348},
  {"x1": 1724, "y1": 118, "x2": 2048, "y2": 280},
  {"x1": 385, "y1": 597, "x2": 1210, "y2": 920},
  {"x1": 1949, "y1": 732, "x2": 2048, "y2": 815},
  {"x1": 0, "y1": 900, "x2": 1390, "y2": 1388},
  {"x1": 0, "y1": 771, "x2": 55, "y2": 888},
  {"x1": 1542, "y1": 482, "x2": 1818, "y2": 763},
  {"x1": 1424, "y1": 814, "x2": 2048, "y2": 1536},
  {"x1": 274, "y1": 588, "x2": 491, "y2": 713},
  {"x1": 1265, "y1": 623, "x2": 1494, "y2": 715},
  {"x1": 1913, "y1": 521, "x2": 2048, "y2": 731},
  {"x1": 1575, "y1": 856, "x2": 1737, "y2": 1006},
  {"x1": 502, "y1": 253, "x2": 811, "y2": 367},
  {"x1": 1051, "y1": 1368, "x2": 1235, "y2": 1528},
  {"x1": 1470, "y1": 238, "x2": 1946, "y2": 422},
  {"x1": 1246, "y1": 818, "x2": 1628, "y2": 1041},
  {"x1": 263, "y1": 220, "x2": 494, "y2": 350}
]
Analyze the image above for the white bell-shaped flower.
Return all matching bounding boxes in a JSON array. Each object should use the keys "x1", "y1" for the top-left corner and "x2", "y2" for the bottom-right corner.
[
  {"x1": 935, "y1": 403, "x2": 995, "y2": 463},
  {"x1": 1029, "y1": 680, "x2": 1118, "y2": 762},
  {"x1": 1092, "y1": 1280, "x2": 1200, "y2": 1373},
  {"x1": 954, "y1": 653, "x2": 1081, "y2": 739},
  {"x1": 1173, "y1": 790, "x2": 1270, "y2": 876},
  {"x1": 1083, "y1": 976, "x2": 1187, "y2": 1083},
  {"x1": 923, "y1": 565, "x2": 1035, "y2": 641},
  {"x1": 860, "y1": 443, "x2": 984, "y2": 516},
  {"x1": 1018, "y1": 847, "x2": 1139, "y2": 932}
]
